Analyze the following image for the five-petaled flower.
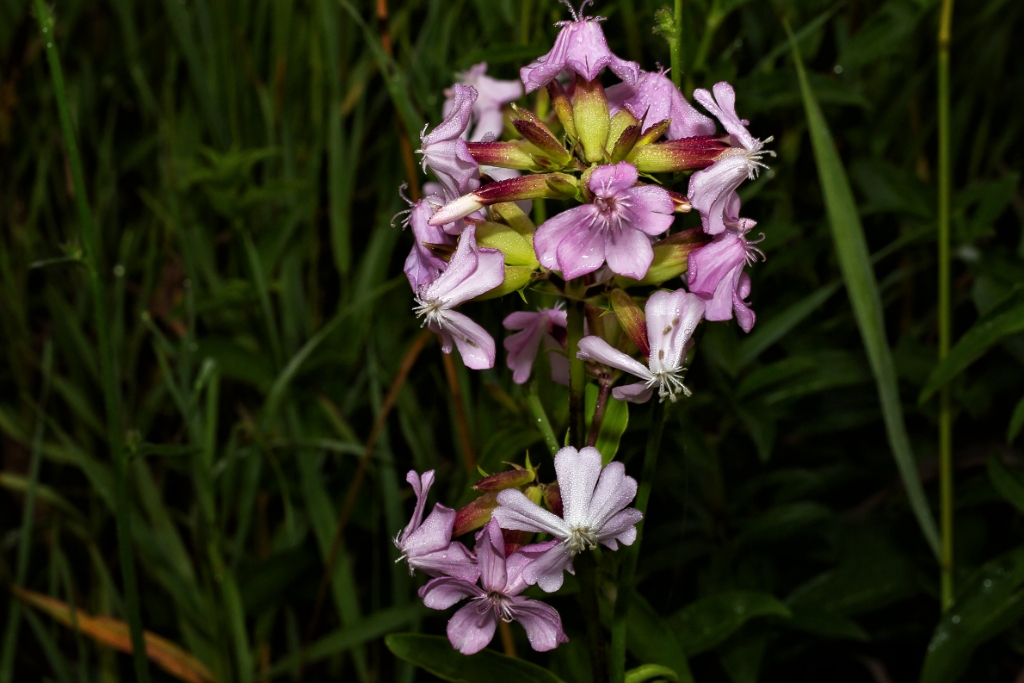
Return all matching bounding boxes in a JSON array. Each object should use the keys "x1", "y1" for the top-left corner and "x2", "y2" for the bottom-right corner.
[
  {"x1": 534, "y1": 162, "x2": 675, "y2": 281},
  {"x1": 419, "y1": 520, "x2": 569, "y2": 654},
  {"x1": 413, "y1": 225, "x2": 505, "y2": 370},
  {"x1": 577, "y1": 289, "x2": 705, "y2": 403},
  {"x1": 395, "y1": 470, "x2": 479, "y2": 582},
  {"x1": 503, "y1": 307, "x2": 570, "y2": 385},
  {"x1": 491, "y1": 446, "x2": 641, "y2": 592}
]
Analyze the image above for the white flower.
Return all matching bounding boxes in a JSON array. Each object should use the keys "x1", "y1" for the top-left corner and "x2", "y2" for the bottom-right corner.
[{"x1": 491, "y1": 446, "x2": 641, "y2": 592}]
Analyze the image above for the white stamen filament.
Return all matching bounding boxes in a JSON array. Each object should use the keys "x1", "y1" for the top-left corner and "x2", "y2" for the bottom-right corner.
[
  {"x1": 566, "y1": 525, "x2": 599, "y2": 554},
  {"x1": 474, "y1": 592, "x2": 516, "y2": 623},
  {"x1": 646, "y1": 367, "x2": 690, "y2": 403}
]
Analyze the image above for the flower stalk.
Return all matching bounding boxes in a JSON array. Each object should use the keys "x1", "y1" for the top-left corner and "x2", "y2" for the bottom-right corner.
[{"x1": 567, "y1": 292, "x2": 588, "y2": 449}]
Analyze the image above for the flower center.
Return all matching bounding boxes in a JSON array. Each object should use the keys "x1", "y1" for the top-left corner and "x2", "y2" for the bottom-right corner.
[
  {"x1": 646, "y1": 366, "x2": 690, "y2": 403},
  {"x1": 475, "y1": 591, "x2": 515, "y2": 622},
  {"x1": 412, "y1": 296, "x2": 446, "y2": 329},
  {"x1": 566, "y1": 525, "x2": 599, "y2": 554}
]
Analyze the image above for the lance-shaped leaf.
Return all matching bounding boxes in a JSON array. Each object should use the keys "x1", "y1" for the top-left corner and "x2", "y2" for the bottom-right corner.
[
  {"x1": 467, "y1": 140, "x2": 541, "y2": 170},
  {"x1": 614, "y1": 228, "x2": 710, "y2": 287},
  {"x1": 629, "y1": 136, "x2": 728, "y2": 173},
  {"x1": 511, "y1": 105, "x2": 572, "y2": 166},
  {"x1": 573, "y1": 75, "x2": 610, "y2": 163},
  {"x1": 547, "y1": 79, "x2": 577, "y2": 140},
  {"x1": 475, "y1": 222, "x2": 539, "y2": 267},
  {"x1": 609, "y1": 289, "x2": 651, "y2": 357},
  {"x1": 13, "y1": 587, "x2": 216, "y2": 683},
  {"x1": 431, "y1": 173, "x2": 578, "y2": 225}
]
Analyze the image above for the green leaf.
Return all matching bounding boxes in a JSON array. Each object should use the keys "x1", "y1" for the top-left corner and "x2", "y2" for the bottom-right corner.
[
  {"x1": 987, "y1": 454, "x2": 1024, "y2": 515},
  {"x1": 1009, "y1": 396, "x2": 1024, "y2": 443},
  {"x1": 788, "y1": 24, "x2": 940, "y2": 558},
  {"x1": 920, "y1": 547, "x2": 1024, "y2": 683},
  {"x1": 919, "y1": 284, "x2": 1024, "y2": 401},
  {"x1": 624, "y1": 664, "x2": 679, "y2": 683},
  {"x1": 585, "y1": 384, "x2": 630, "y2": 465},
  {"x1": 734, "y1": 502, "x2": 831, "y2": 545},
  {"x1": 785, "y1": 606, "x2": 869, "y2": 641},
  {"x1": 787, "y1": 545, "x2": 919, "y2": 615},
  {"x1": 735, "y1": 281, "x2": 841, "y2": 368},
  {"x1": 625, "y1": 594, "x2": 694, "y2": 682},
  {"x1": 666, "y1": 591, "x2": 791, "y2": 656},
  {"x1": 385, "y1": 634, "x2": 567, "y2": 683}
]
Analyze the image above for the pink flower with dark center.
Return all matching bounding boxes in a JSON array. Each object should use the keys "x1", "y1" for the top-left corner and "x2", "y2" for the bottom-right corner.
[
  {"x1": 444, "y1": 63, "x2": 523, "y2": 142},
  {"x1": 420, "y1": 84, "x2": 481, "y2": 198},
  {"x1": 418, "y1": 520, "x2": 569, "y2": 654},
  {"x1": 687, "y1": 194, "x2": 761, "y2": 332},
  {"x1": 520, "y1": 0, "x2": 639, "y2": 93},
  {"x1": 687, "y1": 82, "x2": 773, "y2": 236},
  {"x1": 534, "y1": 162, "x2": 674, "y2": 280},
  {"x1": 491, "y1": 446, "x2": 641, "y2": 592},
  {"x1": 503, "y1": 308, "x2": 569, "y2": 385},
  {"x1": 607, "y1": 68, "x2": 716, "y2": 140},
  {"x1": 577, "y1": 289, "x2": 705, "y2": 403},
  {"x1": 413, "y1": 226, "x2": 504, "y2": 370},
  {"x1": 395, "y1": 470, "x2": 479, "y2": 582}
]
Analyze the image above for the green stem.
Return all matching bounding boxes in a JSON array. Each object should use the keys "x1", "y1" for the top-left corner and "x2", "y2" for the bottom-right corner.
[
  {"x1": 32, "y1": 4, "x2": 151, "y2": 680},
  {"x1": 609, "y1": 399, "x2": 666, "y2": 682},
  {"x1": 937, "y1": 0, "x2": 955, "y2": 613},
  {"x1": 575, "y1": 551, "x2": 609, "y2": 683},
  {"x1": 671, "y1": 0, "x2": 683, "y2": 89},
  {"x1": 567, "y1": 295, "x2": 586, "y2": 449},
  {"x1": 527, "y1": 383, "x2": 560, "y2": 457}
]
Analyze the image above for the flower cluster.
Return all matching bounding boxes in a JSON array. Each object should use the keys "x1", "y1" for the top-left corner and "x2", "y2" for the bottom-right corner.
[{"x1": 392, "y1": 0, "x2": 774, "y2": 656}]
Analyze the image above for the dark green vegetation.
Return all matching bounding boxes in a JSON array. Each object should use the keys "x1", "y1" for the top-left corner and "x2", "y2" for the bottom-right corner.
[{"x1": 1, "y1": 0, "x2": 1023, "y2": 681}]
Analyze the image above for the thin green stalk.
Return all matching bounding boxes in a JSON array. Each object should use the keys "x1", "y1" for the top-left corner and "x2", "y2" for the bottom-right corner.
[
  {"x1": 671, "y1": 0, "x2": 683, "y2": 89},
  {"x1": 937, "y1": 0, "x2": 955, "y2": 613},
  {"x1": 0, "y1": 342, "x2": 52, "y2": 682},
  {"x1": 31, "y1": 4, "x2": 151, "y2": 680},
  {"x1": 609, "y1": 399, "x2": 666, "y2": 683},
  {"x1": 575, "y1": 552, "x2": 609, "y2": 683},
  {"x1": 567, "y1": 295, "x2": 587, "y2": 449},
  {"x1": 527, "y1": 383, "x2": 560, "y2": 456}
]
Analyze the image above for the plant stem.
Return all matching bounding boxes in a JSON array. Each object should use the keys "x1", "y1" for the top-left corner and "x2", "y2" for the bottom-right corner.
[
  {"x1": 587, "y1": 377, "x2": 613, "y2": 447},
  {"x1": 937, "y1": 0, "x2": 955, "y2": 613},
  {"x1": 527, "y1": 383, "x2": 561, "y2": 456},
  {"x1": 567, "y1": 295, "x2": 587, "y2": 449},
  {"x1": 575, "y1": 551, "x2": 609, "y2": 683},
  {"x1": 609, "y1": 399, "x2": 666, "y2": 682},
  {"x1": 32, "y1": 4, "x2": 151, "y2": 680},
  {"x1": 671, "y1": 0, "x2": 683, "y2": 89}
]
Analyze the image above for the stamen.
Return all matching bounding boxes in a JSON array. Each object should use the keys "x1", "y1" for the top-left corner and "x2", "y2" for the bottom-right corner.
[
  {"x1": 645, "y1": 367, "x2": 691, "y2": 403},
  {"x1": 566, "y1": 525, "x2": 599, "y2": 554}
]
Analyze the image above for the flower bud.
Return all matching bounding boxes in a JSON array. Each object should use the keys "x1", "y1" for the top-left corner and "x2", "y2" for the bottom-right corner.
[
  {"x1": 430, "y1": 173, "x2": 579, "y2": 226},
  {"x1": 489, "y1": 201, "x2": 536, "y2": 237},
  {"x1": 629, "y1": 136, "x2": 729, "y2": 173},
  {"x1": 572, "y1": 75, "x2": 610, "y2": 163},
  {"x1": 466, "y1": 141, "x2": 541, "y2": 170},
  {"x1": 609, "y1": 288, "x2": 650, "y2": 357},
  {"x1": 511, "y1": 105, "x2": 572, "y2": 167},
  {"x1": 613, "y1": 228, "x2": 710, "y2": 286},
  {"x1": 609, "y1": 118, "x2": 643, "y2": 163},
  {"x1": 547, "y1": 80, "x2": 577, "y2": 140},
  {"x1": 473, "y1": 464, "x2": 537, "y2": 492},
  {"x1": 476, "y1": 222, "x2": 539, "y2": 267},
  {"x1": 544, "y1": 483, "x2": 563, "y2": 518},
  {"x1": 452, "y1": 491, "x2": 499, "y2": 537},
  {"x1": 472, "y1": 265, "x2": 536, "y2": 301}
]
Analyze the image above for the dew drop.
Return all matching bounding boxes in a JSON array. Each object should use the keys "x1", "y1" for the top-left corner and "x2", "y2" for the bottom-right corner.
[{"x1": 951, "y1": 615, "x2": 960, "y2": 624}]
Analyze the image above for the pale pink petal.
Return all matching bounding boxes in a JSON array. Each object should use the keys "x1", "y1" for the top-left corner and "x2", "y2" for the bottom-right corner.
[
  {"x1": 404, "y1": 503, "x2": 456, "y2": 556},
  {"x1": 604, "y1": 226, "x2": 654, "y2": 280},
  {"x1": 475, "y1": 520, "x2": 508, "y2": 593},
  {"x1": 418, "y1": 577, "x2": 484, "y2": 610},
  {"x1": 511, "y1": 598, "x2": 570, "y2": 652},
  {"x1": 401, "y1": 470, "x2": 435, "y2": 539},
  {"x1": 411, "y1": 541, "x2": 481, "y2": 582},
  {"x1": 443, "y1": 310, "x2": 496, "y2": 370},
  {"x1": 623, "y1": 185, "x2": 675, "y2": 230},
  {"x1": 589, "y1": 162, "x2": 639, "y2": 198},
  {"x1": 576, "y1": 336, "x2": 652, "y2": 382},
  {"x1": 554, "y1": 446, "x2": 603, "y2": 528},
  {"x1": 423, "y1": 84, "x2": 477, "y2": 145},
  {"x1": 471, "y1": 108, "x2": 506, "y2": 142},
  {"x1": 646, "y1": 290, "x2": 705, "y2": 375},
  {"x1": 595, "y1": 508, "x2": 643, "y2": 546},
  {"x1": 586, "y1": 462, "x2": 638, "y2": 530},
  {"x1": 505, "y1": 541, "x2": 559, "y2": 596},
  {"x1": 611, "y1": 382, "x2": 654, "y2": 404},
  {"x1": 686, "y1": 231, "x2": 746, "y2": 298},
  {"x1": 556, "y1": 220, "x2": 608, "y2": 280},
  {"x1": 733, "y1": 272, "x2": 756, "y2": 332},
  {"x1": 447, "y1": 601, "x2": 497, "y2": 654},
  {"x1": 547, "y1": 340, "x2": 570, "y2": 386},
  {"x1": 493, "y1": 489, "x2": 570, "y2": 537},
  {"x1": 687, "y1": 154, "x2": 751, "y2": 235},
  {"x1": 534, "y1": 206, "x2": 596, "y2": 271},
  {"x1": 503, "y1": 313, "x2": 547, "y2": 384},
  {"x1": 522, "y1": 543, "x2": 575, "y2": 593}
]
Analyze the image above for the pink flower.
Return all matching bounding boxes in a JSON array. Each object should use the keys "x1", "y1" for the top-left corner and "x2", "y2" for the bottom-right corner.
[
  {"x1": 418, "y1": 520, "x2": 569, "y2": 655},
  {"x1": 577, "y1": 289, "x2": 705, "y2": 403},
  {"x1": 534, "y1": 162, "x2": 674, "y2": 280},
  {"x1": 491, "y1": 446, "x2": 641, "y2": 592},
  {"x1": 687, "y1": 82, "x2": 772, "y2": 236},
  {"x1": 687, "y1": 194, "x2": 760, "y2": 332},
  {"x1": 520, "y1": 2, "x2": 639, "y2": 93},
  {"x1": 503, "y1": 308, "x2": 569, "y2": 385},
  {"x1": 400, "y1": 193, "x2": 456, "y2": 291},
  {"x1": 395, "y1": 470, "x2": 479, "y2": 582},
  {"x1": 420, "y1": 84, "x2": 480, "y2": 198},
  {"x1": 444, "y1": 63, "x2": 523, "y2": 142},
  {"x1": 413, "y1": 225, "x2": 504, "y2": 370},
  {"x1": 606, "y1": 69, "x2": 716, "y2": 140}
]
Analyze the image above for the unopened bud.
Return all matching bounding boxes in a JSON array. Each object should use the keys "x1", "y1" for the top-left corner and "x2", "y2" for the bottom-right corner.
[
  {"x1": 544, "y1": 483, "x2": 563, "y2": 518},
  {"x1": 467, "y1": 141, "x2": 541, "y2": 170},
  {"x1": 609, "y1": 289, "x2": 650, "y2": 357},
  {"x1": 666, "y1": 189, "x2": 692, "y2": 213},
  {"x1": 475, "y1": 222, "x2": 539, "y2": 267},
  {"x1": 614, "y1": 229, "x2": 710, "y2": 286},
  {"x1": 430, "y1": 173, "x2": 578, "y2": 226},
  {"x1": 547, "y1": 80, "x2": 577, "y2": 140},
  {"x1": 572, "y1": 75, "x2": 610, "y2": 163},
  {"x1": 453, "y1": 492, "x2": 499, "y2": 537},
  {"x1": 630, "y1": 136, "x2": 728, "y2": 173},
  {"x1": 512, "y1": 106, "x2": 572, "y2": 167},
  {"x1": 490, "y1": 202, "x2": 536, "y2": 237},
  {"x1": 473, "y1": 464, "x2": 537, "y2": 492}
]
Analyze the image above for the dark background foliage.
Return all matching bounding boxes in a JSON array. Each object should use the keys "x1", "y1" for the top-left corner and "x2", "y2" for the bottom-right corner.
[{"x1": 1, "y1": 0, "x2": 1022, "y2": 681}]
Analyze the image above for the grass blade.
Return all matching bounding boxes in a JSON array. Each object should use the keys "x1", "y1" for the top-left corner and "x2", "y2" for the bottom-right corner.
[{"x1": 787, "y1": 22, "x2": 940, "y2": 557}]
